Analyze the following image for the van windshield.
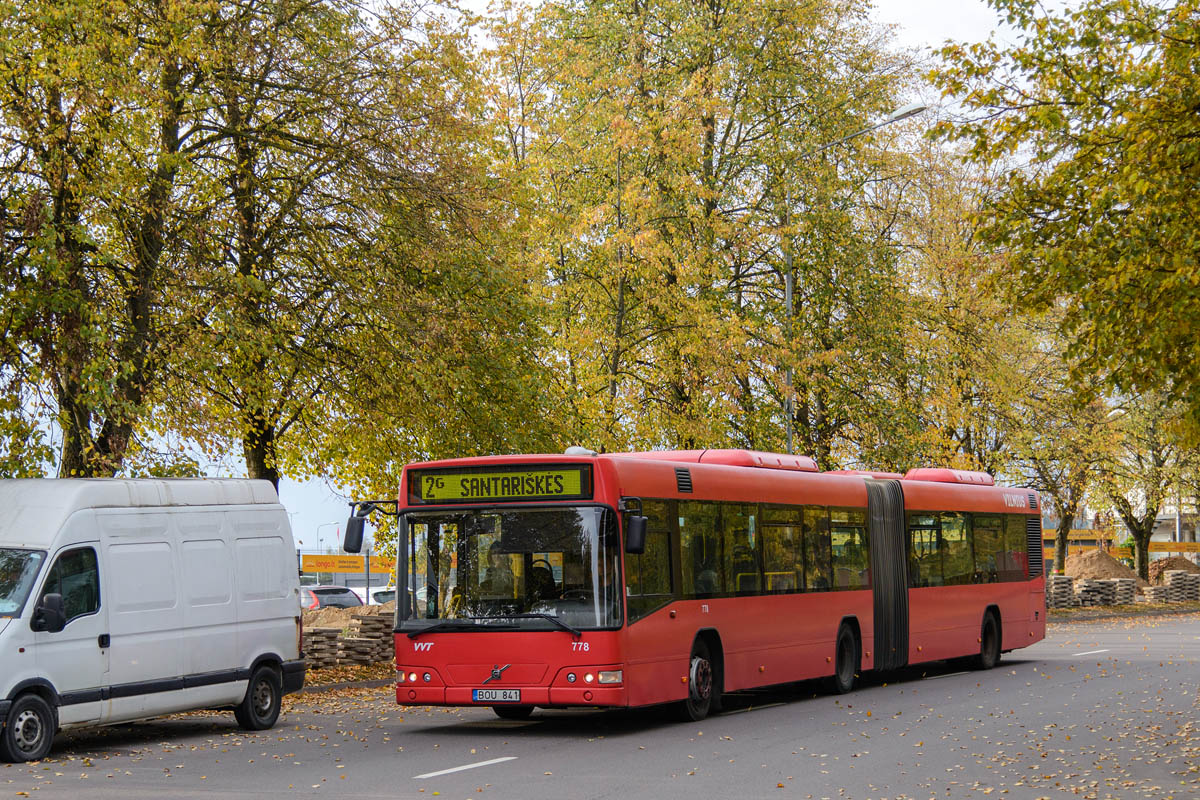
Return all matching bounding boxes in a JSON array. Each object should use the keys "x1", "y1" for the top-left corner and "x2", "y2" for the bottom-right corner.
[{"x1": 0, "y1": 549, "x2": 46, "y2": 618}]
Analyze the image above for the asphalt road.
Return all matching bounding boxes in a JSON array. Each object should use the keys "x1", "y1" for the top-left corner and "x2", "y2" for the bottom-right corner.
[{"x1": 3, "y1": 613, "x2": 1198, "y2": 800}]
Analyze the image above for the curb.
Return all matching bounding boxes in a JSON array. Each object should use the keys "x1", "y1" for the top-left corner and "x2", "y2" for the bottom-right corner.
[
  {"x1": 299, "y1": 678, "x2": 394, "y2": 694},
  {"x1": 1048, "y1": 604, "x2": 1200, "y2": 624}
]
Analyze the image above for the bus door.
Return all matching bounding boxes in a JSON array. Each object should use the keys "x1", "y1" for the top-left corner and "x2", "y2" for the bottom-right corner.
[{"x1": 866, "y1": 480, "x2": 908, "y2": 671}]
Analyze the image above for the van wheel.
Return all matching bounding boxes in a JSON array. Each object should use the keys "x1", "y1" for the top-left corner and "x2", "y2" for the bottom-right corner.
[
  {"x1": 675, "y1": 639, "x2": 715, "y2": 722},
  {"x1": 973, "y1": 612, "x2": 1002, "y2": 670},
  {"x1": 0, "y1": 694, "x2": 55, "y2": 763},
  {"x1": 828, "y1": 625, "x2": 859, "y2": 695},
  {"x1": 492, "y1": 705, "x2": 534, "y2": 720},
  {"x1": 235, "y1": 665, "x2": 282, "y2": 730}
]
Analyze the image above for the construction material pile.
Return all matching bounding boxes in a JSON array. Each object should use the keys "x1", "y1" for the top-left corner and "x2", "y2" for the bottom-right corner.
[
  {"x1": 303, "y1": 628, "x2": 341, "y2": 669},
  {"x1": 1064, "y1": 549, "x2": 1147, "y2": 587},
  {"x1": 1047, "y1": 574, "x2": 1075, "y2": 608},
  {"x1": 1164, "y1": 570, "x2": 1200, "y2": 602},
  {"x1": 1148, "y1": 556, "x2": 1200, "y2": 585},
  {"x1": 1046, "y1": 575, "x2": 1137, "y2": 608},
  {"x1": 301, "y1": 604, "x2": 397, "y2": 668}
]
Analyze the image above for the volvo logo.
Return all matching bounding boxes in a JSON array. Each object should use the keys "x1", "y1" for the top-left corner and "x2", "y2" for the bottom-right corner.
[{"x1": 483, "y1": 664, "x2": 510, "y2": 684}]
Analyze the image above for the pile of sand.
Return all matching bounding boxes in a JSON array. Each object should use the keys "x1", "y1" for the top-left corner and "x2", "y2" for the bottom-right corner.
[
  {"x1": 1149, "y1": 555, "x2": 1200, "y2": 585},
  {"x1": 302, "y1": 601, "x2": 396, "y2": 631},
  {"x1": 1065, "y1": 549, "x2": 1148, "y2": 587}
]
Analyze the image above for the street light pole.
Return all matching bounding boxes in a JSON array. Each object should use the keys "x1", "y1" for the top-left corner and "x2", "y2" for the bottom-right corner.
[
  {"x1": 316, "y1": 522, "x2": 339, "y2": 553},
  {"x1": 781, "y1": 102, "x2": 928, "y2": 454}
]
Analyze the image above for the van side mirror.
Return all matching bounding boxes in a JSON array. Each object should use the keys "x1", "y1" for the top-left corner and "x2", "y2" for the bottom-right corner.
[
  {"x1": 31, "y1": 593, "x2": 66, "y2": 633},
  {"x1": 624, "y1": 515, "x2": 648, "y2": 554},
  {"x1": 344, "y1": 515, "x2": 365, "y2": 554}
]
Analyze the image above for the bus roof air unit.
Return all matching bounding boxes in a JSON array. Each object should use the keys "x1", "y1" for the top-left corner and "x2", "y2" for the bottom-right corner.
[{"x1": 902, "y1": 468, "x2": 995, "y2": 486}]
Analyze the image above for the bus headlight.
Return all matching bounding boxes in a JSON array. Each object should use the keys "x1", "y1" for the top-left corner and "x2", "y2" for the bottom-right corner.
[
  {"x1": 397, "y1": 671, "x2": 406, "y2": 683},
  {"x1": 598, "y1": 670, "x2": 623, "y2": 684}
]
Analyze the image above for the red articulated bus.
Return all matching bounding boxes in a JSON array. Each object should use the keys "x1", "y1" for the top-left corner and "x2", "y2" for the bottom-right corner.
[{"x1": 343, "y1": 448, "x2": 1046, "y2": 721}]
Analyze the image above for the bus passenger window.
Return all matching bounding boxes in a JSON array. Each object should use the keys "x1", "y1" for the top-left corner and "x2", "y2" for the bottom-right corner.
[
  {"x1": 941, "y1": 512, "x2": 973, "y2": 586},
  {"x1": 831, "y1": 508, "x2": 868, "y2": 589},
  {"x1": 723, "y1": 504, "x2": 759, "y2": 595},
  {"x1": 761, "y1": 516, "x2": 801, "y2": 594},
  {"x1": 680, "y1": 501, "x2": 720, "y2": 597},
  {"x1": 907, "y1": 514, "x2": 941, "y2": 587},
  {"x1": 626, "y1": 500, "x2": 674, "y2": 621},
  {"x1": 803, "y1": 507, "x2": 832, "y2": 592},
  {"x1": 973, "y1": 515, "x2": 1004, "y2": 583}
]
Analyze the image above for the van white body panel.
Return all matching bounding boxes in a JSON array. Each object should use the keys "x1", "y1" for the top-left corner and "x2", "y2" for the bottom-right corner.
[{"x1": 0, "y1": 479, "x2": 305, "y2": 740}]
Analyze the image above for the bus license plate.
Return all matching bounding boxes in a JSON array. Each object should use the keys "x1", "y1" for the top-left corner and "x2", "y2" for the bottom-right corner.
[{"x1": 473, "y1": 689, "x2": 520, "y2": 703}]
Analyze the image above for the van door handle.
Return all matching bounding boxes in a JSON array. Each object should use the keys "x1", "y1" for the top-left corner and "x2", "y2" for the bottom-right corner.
[{"x1": 98, "y1": 634, "x2": 110, "y2": 648}]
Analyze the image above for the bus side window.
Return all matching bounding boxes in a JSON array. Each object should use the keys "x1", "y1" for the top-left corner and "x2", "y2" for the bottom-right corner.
[
  {"x1": 680, "y1": 501, "x2": 721, "y2": 597},
  {"x1": 973, "y1": 514, "x2": 1004, "y2": 583},
  {"x1": 941, "y1": 512, "x2": 973, "y2": 586},
  {"x1": 723, "y1": 504, "x2": 759, "y2": 595},
  {"x1": 803, "y1": 507, "x2": 832, "y2": 592},
  {"x1": 626, "y1": 500, "x2": 673, "y2": 621},
  {"x1": 831, "y1": 508, "x2": 868, "y2": 590}
]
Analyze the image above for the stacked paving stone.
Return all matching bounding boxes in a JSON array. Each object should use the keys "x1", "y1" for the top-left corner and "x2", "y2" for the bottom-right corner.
[
  {"x1": 1047, "y1": 575, "x2": 1075, "y2": 608},
  {"x1": 1104, "y1": 578, "x2": 1137, "y2": 605},
  {"x1": 1144, "y1": 585, "x2": 1171, "y2": 603},
  {"x1": 1164, "y1": 571, "x2": 1200, "y2": 602},
  {"x1": 1074, "y1": 578, "x2": 1106, "y2": 607},
  {"x1": 302, "y1": 627, "x2": 340, "y2": 669},
  {"x1": 349, "y1": 614, "x2": 395, "y2": 663}
]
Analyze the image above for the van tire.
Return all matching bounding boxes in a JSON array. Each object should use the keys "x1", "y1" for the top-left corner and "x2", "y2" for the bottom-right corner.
[
  {"x1": 0, "y1": 694, "x2": 55, "y2": 763},
  {"x1": 235, "y1": 665, "x2": 282, "y2": 730}
]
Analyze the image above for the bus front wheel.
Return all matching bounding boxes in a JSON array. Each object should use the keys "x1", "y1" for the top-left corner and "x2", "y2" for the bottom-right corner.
[
  {"x1": 676, "y1": 639, "x2": 715, "y2": 722},
  {"x1": 492, "y1": 705, "x2": 534, "y2": 720}
]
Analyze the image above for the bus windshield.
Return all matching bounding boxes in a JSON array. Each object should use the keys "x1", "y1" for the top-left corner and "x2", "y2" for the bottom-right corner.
[
  {"x1": 399, "y1": 506, "x2": 621, "y2": 632},
  {"x1": 0, "y1": 548, "x2": 46, "y2": 618}
]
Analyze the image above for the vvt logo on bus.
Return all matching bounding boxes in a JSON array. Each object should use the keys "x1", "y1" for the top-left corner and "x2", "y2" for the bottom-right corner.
[{"x1": 413, "y1": 642, "x2": 434, "y2": 652}]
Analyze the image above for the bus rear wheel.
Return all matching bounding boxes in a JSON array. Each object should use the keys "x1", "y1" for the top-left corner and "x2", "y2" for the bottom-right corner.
[
  {"x1": 492, "y1": 705, "x2": 534, "y2": 720},
  {"x1": 974, "y1": 612, "x2": 1001, "y2": 670},
  {"x1": 676, "y1": 639, "x2": 715, "y2": 722},
  {"x1": 828, "y1": 625, "x2": 859, "y2": 695}
]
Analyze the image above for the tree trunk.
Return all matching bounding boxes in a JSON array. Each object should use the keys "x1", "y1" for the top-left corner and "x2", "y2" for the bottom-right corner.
[
  {"x1": 1053, "y1": 511, "x2": 1075, "y2": 574},
  {"x1": 243, "y1": 410, "x2": 280, "y2": 489}
]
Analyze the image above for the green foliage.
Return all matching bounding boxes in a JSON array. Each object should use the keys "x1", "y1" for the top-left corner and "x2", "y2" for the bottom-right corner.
[{"x1": 933, "y1": 0, "x2": 1200, "y2": 440}]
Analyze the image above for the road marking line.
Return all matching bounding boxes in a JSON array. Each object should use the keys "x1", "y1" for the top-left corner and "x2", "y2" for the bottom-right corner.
[
  {"x1": 413, "y1": 757, "x2": 518, "y2": 780},
  {"x1": 925, "y1": 671, "x2": 969, "y2": 680},
  {"x1": 1073, "y1": 649, "x2": 1110, "y2": 656}
]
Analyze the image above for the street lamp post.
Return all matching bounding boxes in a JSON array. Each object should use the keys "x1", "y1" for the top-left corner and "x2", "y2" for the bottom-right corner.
[
  {"x1": 316, "y1": 522, "x2": 339, "y2": 553},
  {"x1": 781, "y1": 102, "x2": 928, "y2": 455}
]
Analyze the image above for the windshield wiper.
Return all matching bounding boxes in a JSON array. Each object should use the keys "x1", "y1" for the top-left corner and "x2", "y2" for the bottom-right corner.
[
  {"x1": 507, "y1": 613, "x2": 582, "y2": 638},
  {"x1": 406, "y1": 618, "x2": 517, "y2": 639}
]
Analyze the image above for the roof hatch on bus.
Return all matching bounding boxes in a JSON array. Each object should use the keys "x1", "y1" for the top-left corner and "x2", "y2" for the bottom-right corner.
[
  {"x1": 697, "y1": 450, "x2": 818, "y2": 472},
  {"x1": 902, "y1": 468, "x2": 994, "y2": 486}
]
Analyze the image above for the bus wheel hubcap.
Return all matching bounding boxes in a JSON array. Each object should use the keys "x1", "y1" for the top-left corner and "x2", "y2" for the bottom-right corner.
[{"x1": 690, "y1": 657, "x2": 711, "y2": 701}]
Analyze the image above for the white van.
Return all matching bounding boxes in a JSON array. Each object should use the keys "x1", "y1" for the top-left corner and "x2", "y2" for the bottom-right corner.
[{"x1": 0, "y1": 478, "x2": 306, "y2": 762}]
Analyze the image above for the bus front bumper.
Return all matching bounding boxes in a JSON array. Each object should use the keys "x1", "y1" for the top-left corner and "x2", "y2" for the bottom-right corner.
[{"x1": 397, "y1": 685, "x2": 627, "y2": 707}]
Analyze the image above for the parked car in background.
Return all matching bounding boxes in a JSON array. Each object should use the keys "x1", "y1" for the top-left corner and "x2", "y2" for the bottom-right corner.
[
  {"x1": 299, "y1": 586, "x2": 362, "y2": 610},
  {"x1": 371, "y1": 589, "x2": 396, "y2": 605}
]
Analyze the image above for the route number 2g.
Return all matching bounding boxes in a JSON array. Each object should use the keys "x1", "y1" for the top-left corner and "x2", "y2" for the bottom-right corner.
[{"x1": 572, "y1": 641, "x2": 589, "y2": 652}]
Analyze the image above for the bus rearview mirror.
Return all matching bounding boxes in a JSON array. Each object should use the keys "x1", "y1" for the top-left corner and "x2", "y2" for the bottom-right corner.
[
  {"x1": 625, "y1": 515, "x2": 648, "y2": 554},
  {"x1": 343, "y1": 515, "x2": 365, "y2": 553}
]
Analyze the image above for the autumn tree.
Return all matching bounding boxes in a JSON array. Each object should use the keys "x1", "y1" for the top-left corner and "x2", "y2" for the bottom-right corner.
[
  {"x1": 489, "y1": 0, "x2": 915, "y2": 460},
  {"x1": 934, "y1": 0, "x2": 1200, "y2": 439},
  {"x1": 0, "y1": 0, "x2": 218, "y2": 476},
  {"x1": 1096, "y1": 392, "x2": 1194, "y2": 580}
]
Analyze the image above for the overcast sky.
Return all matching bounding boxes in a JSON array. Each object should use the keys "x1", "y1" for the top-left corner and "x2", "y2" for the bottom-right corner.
[{"x1": 283, "y1": 0, "x2": 1010, "y2": 553}]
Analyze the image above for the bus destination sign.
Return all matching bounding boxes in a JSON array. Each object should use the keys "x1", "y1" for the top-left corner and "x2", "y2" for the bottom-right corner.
[{"x1": 409, "y1": 465, "x2": 592, "y2": 504}]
